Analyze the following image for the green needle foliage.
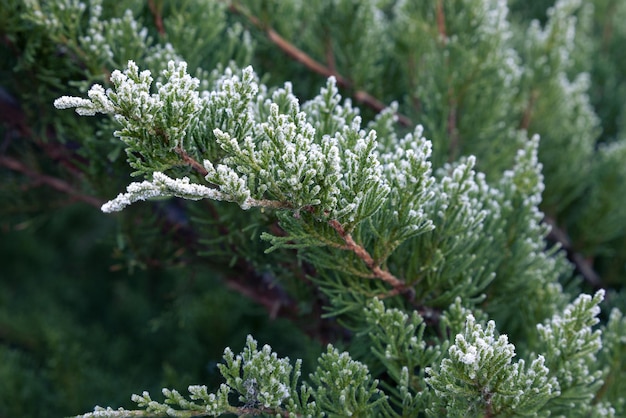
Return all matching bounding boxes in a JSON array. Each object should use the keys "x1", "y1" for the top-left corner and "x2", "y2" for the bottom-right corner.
[{"x1": 1, "y1": 0, "x2": 625, "y2": 416}]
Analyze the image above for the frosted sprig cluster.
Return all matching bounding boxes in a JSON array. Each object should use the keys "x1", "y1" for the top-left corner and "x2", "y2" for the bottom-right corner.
[
  {"x1": 364, "y1": 298, "x2": 427, "y2": 364},
  {"x1": 108, "y1": 60, "x2": 201, "y2": 148},
  {"x1": 55, "y1": 59, "x2": 202, "y2": 151},
  {"x1": 309, "y1": 345, "x2": 388, "y2": 416},
  {"x1": 26, "y1": 0, "x2": 86, "y2": 33},
  {"x1": 220, "y1": 335, "x2": 293, "y2": 409},
  {"x1": 208, "y1": 76, "x2": 344, "y2": 213},
  {"x1": 332, "y1": 119, "x2": 390, "y2": 225},
  {"x1": 557, "y1": 73, "x2": 600, "y2": 145},
  {"x1": 476, "y1": 0, "x2": 511, "y2": 40},
  {"x1": 536, "y1": 290, "x2": 605, "y2": 390},
  {"x1": 208, "y1": 72, "x2": 389, "y2": 224},
  {"x1": 77, "y1": 0, "x2": 182, "y2": 71},
  {"x1": 380, "y1": 125, "x2": 436, "y2": 240},
  {"x1": 443, "y1": 315, "x2": 516, "y2": 380},
  {"x1": 55, "y1": 62, "x2": 397, "y2": 223},
  {"x1": 303, "y1": 79, "x2": 389, "y2": 224},
  {"x1": 429, "y1": 157, "x2": 492, "y2": 273},
  {"x1": 79, "y1": 5, "x2": 146, "y2": 65},
  {"x1": 502, "y1": 135, "x2": 545, "y2": 206},
  {"x1": 302, "y1": 76, "x2": 360, "y2": 139},
  {"x1": 121, "y1": 336, "x2": 304, "y2": 416},
  {"x1": 427, "y1": 314, "x2": 558, "y2": 415},
  {"x1": 525, "y1": 0, "x2": 582, "y2": 75}
]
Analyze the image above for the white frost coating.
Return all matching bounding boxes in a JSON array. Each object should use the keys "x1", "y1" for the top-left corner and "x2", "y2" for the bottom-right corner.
[
  {"x1": 101, "y1": 172, "x2": 225, "y2": 213},
  {"x1": 54, "y1": 85, "x2": 117, "y2": 115},
  {"x1": 54, "y1": 96, "x2": 98, "y2": 115},
  {"x1": 460, "y1": 345, "x2": 478, "y2": 366},
  {"x1": 74, "y1": 406, "x2": 130, "y2": 418},
  {"x1": 87, "y1": 84, "x2": 116, "y2": 113}
]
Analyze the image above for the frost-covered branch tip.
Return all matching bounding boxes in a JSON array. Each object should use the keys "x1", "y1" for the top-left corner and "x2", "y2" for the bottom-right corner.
[
  {"x1": 101, "y1": 171, "x2": 293, "y2": 213},
  {"x1": 427, "y1": 314, "x2": 558, "y2": 415},
  {"x1": 101, "y1": 172, "x2": 225, "y2": 213},
  {"x1": 54, "y1": 83, "x2": 116, "y2": 116}
]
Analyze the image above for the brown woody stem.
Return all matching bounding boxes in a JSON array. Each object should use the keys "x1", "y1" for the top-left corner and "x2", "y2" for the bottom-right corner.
[
  {"x1": 175, "y1": 147, "x2": 209, "y2": 177},
  {"x1": 436, "y1": 0, "x2": 447, "y2": 39},
  {"x1": 544, "y1": 216, "x2": 602, "y2": 288},
  {"x1": 0, "y1": 155, "x2": 103, "y2": 208},
  {"x1": 328, "y1": 219, "x2": 407, "y2": 291},
  {"x1": 229, "y1": 3, "x2": 412, "y2": 127},
  {"x1": 147, "y1": 0, "x2": 166, "y2": 36}
]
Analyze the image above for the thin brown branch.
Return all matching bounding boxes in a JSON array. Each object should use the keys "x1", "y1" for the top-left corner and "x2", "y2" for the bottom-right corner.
[
  {"x1": 519, "y1": 89, "x2": 538, "y2": 130},
  {"x1": 407, "y1": 53, "x2": 423, "y2": 116},
  {"x1": 229, "y1": 3, "x2": 412, "y2": 127},
  {"x1": 232, "y1": 406, "x2": 296, "y2": 418},
  {"x1": 324, "y1": 35, "x2": 336, "y2": 75},
  {"x1": 446, "y1": 95, "x2": 459, "y2": 162},
  {"x1": 436, "y1": 0, "x2": 447, "y2": 39},
  {"x1": 328, "y1": 219, "x2": 407, "y2": 292},
  {"x1": 354, "y1": 90, "x2": 413, "y2": 127},
  {"x1": 544, "y1": 216, "x2": 603, "y2": 288},
  {"x1": 266, "y1": 27, "x2": 351, "y2": 86},
  {"x1": 0, "y1": 155, "x2": 104, "y2": 208},
  {"x1": 0, "y1": 322, "x2": 40, "y2": 353},
  {"x1": 147, "y1": 0, "x2": 166, "y2": 36},
  {"x1": 174, "y1": 147, "x2": 294, "y2": 210},
  {"x1": 434, "y1": 1, "x2": 459, "y2": 162},
  {"x1": 175, "y1": 147, "x2": 209, "y2": 177},
  {"x1": 225, "y1": 280, "x2": 285, "y2": 319},
  {"x1": 601, "y1": 0, "x2": 616, "y2": 51}
]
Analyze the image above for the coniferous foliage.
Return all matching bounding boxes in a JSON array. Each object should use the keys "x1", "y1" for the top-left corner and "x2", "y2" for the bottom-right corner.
[{"x1": 1, "y1": 0, "x2": 625, "y2": 417}]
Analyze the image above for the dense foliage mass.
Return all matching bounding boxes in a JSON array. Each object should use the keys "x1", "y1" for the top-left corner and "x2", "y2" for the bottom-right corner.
[{"x1": 1, "y1": 0, "x2": 625, "y2": 416}]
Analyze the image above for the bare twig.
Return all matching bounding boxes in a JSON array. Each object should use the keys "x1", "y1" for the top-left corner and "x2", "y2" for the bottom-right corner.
[
  {"x1": 544, "y1": 216, "x2": 603, "y2": 288},
  {"x1": 436, "y1": 0, "x2": 447, "y2": 39},
  {"x1": 446, "y1": 95, "x2": 458, "y2": 162},
  {"x1": 228, "y1": 3, "x2": 413, "y2": 127},
  {"x1": 519, "y1": 89, "x2": 538, "y2": 130},
  {"x1": 0, "y1": 155, "x2": 104, "y2": 208},
  {"x1": 147, "y1": 0, "x2": 166, "y2": 36},
  {"x1": 225, "y1": 280, "x2": 285, "y2": 319},
  {"x1": 327, "y1": 219, "x2": 408, "y2": 293},
  {"x1": 434, "y1": 2, "x2": 460, "y2": 162},
  {"x1": 324, "y1": 34, "x2": 336, "y2": 75},
  {"x1": 175, "y1": 147, "x2": 209, "y2": 177}
]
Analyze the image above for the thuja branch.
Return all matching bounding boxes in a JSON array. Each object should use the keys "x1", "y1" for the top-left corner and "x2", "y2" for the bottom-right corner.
[
  {"x1": 228, "y1": 2, "x2": 412, "y2": 127},
  {"x1": 327, "y1": 219, "x2": 407, "y2": 292}
]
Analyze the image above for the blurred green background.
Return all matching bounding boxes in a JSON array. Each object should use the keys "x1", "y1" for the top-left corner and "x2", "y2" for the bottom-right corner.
[{"x1": 0, "y1": 202, "x2": 321, "y2": 417}]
